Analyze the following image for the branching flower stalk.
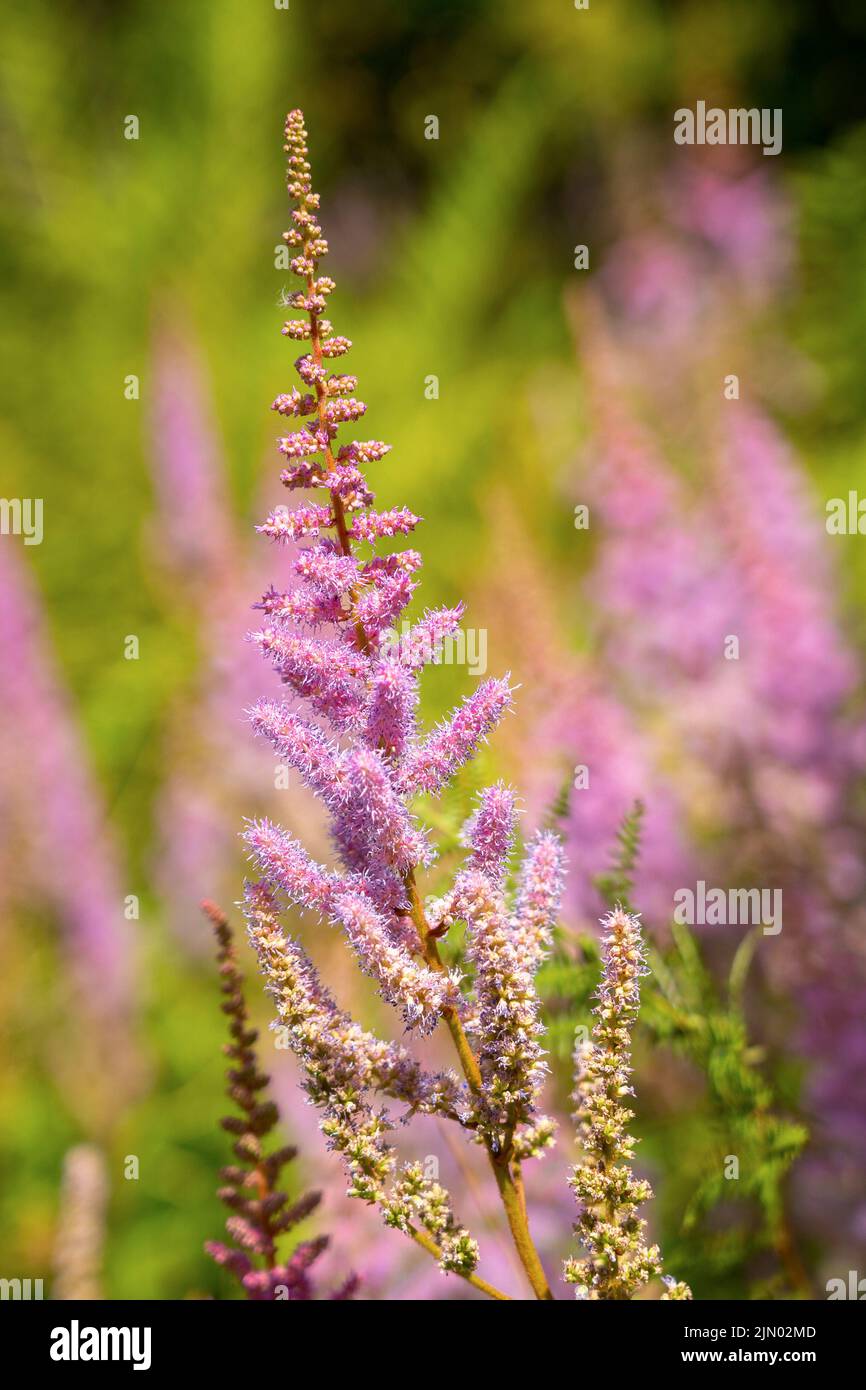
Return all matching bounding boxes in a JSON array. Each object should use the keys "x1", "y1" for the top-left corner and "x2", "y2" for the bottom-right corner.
[
  {"x1": 565, "y1": 907, "x2": 691, "y2": 1300},
  {"x1": 241, "y1": 110, "x2": 564, "y2": 1299}
]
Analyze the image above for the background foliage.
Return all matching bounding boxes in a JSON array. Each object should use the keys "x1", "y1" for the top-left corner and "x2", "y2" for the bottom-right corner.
[{"x1": 1, "y1": 0, "x2": 865, "y2": 1299}]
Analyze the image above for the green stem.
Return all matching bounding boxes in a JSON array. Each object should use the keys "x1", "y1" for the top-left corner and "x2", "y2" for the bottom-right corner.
[
  {"x1": 405, "y1": 871, "x2": 555, "y2": 1301},
  {"x1": 409, "y1": 1228, "x2": 511, "y2": 1300},
  {"x1": 489, "y1": 1158, "x2": 554, "y2": 1300}
]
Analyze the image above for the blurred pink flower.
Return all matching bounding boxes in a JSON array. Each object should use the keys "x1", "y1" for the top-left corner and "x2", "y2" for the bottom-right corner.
[
  {"x1": 148, "y1": 318, "x2": 299, "y2": 944},
  {"x1": 0, "y1": 543, "x2": 133, "y2": 1012},
  {"x1": 570, "y1": 164, "x2": 866, "y2": 1254}
]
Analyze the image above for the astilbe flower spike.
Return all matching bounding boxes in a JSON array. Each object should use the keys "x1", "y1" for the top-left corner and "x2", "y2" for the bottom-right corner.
[
  {"x1": 239, "y1": 110, "x2": 568, "y2": 1299},
  {"x1": 202, "y1": 899, "x2": 357, "y2": 1300},
  {"x1": 564, "y1": 907, "x2": 691, "y2": 1300},
  {"x1": 243, "y1": 882, "x2": 502, "y2": 1295}
]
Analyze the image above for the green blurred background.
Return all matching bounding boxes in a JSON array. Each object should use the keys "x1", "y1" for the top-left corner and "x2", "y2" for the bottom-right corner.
[{"x1": 2, "y1": 0, "x2": 866, "y2": 1300}]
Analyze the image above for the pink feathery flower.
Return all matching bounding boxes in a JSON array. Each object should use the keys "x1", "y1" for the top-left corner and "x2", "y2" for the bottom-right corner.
[
  {"x1": 293, "y1": 544, "x2": 359, "y2": 594},
  {"x1": 323, "y1": 398, "x2": 367, "y2": 424},
  {"x1": 253, "y1": 628, "x2": 368, "y2": 725},
  {"x1": 243, "y1": 883, "x2": 465, "y2": 1112},
  {"x1": 257, "y1": 503, "x2": 332, "y2": 540},
  {"x1": 337, "y1": 439, "x2": 391, "y2": 464},
  {"x1": 330, "y1": 888, "x2": 460, "y2": 1032},
  {"x1": 453, "y1": 870, "x2": 550, "y2": 1150},
  {"x1": 364, "y1": 658, "x2": 418, "y2": 762},
  {"x1": 512, "y1": 831, "x2": 566, "y2": 971},
  {"x1": 321, "y1": 463, "x2": 375, "y2": 510},
  {"x1": 149, "y1": 319, "x2": 236, "y2": 574},
  {"x1": 351, "y1": 508, "x2": 421, "y2": 543},
  {"x1": 238, "y1": 112, "x2": 572, "y2": 1285},
  {"x1": 398, "y1": 677, "x2": 514, "y2": 797},
  {"x1": 277, "y1": 429, "x2": 327, "y2": 459},
  {"x1": 254, "y1": 584, "x2": 343, "y2": 628},
  {"x1": 363, "y1": 550, "x2": 423, "y2": 581},
  {"x1": 354, "y1": 569, "x2": 419, "y2": 643},
  {"x1": 272, "y1": 388, "x2": 317, "y2": 417},
  {"x1": 244, "y1": 819, "x2": 337, "y2": 914},
  {"x1": 244, "y1": 824, "x2": 445, "y2": 1032},
  {"x1": 394, "y1": 605, "x2": 465, "y2": 669},
  {"x1": 574, "y1": 189, "x2": 866, "y2": 1261},
  {"x1": 478, "y1": 486, "x2": 694, "y2": 929},
  {"x1": 714, "y1": 402, "x2": 856, "y2": 776},
  {"x1": 0, "y1": 543, "x2": 133, "y2": 1014},
  {"x1": 536, "y1": 671, "x2": 691, "y2": 927},
  {"x1": 279, "y1": 460, "x2": 322, "y2": 490},
  {"x1": 248, "y1": 700, "x2": 342, "y2": 797},
  {"x1": 334, "y1": 746, "x2": 432, "y2": 872},
  {"x1": 323, "y1": 374, "x2": 358, "y2": 396},
  {"x1": 463, "y1": 782, "x2": 517, "y2": 889},
  {"x1": 672, "y1": 164, "x2": 791, "y2": 298},
  {"x1": 565, "y1": 907, "x2": 691, "y2": 1300}
]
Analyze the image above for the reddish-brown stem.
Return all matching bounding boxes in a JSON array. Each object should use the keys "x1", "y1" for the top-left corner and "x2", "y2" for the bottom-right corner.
[{"x1": 300, "y1": 267, "x2": 370, "y2": 653}]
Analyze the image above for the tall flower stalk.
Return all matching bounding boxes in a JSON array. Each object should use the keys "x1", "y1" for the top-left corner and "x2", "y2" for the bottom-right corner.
[
  {"x1": 241, "y1": 110, "x2": 566, "y2": 1300},
  {"x1": 565, "y1": 908, "x2": 691, "y2": 1300},
  {"x1": 203, "y1": 899, "x2": 357, "y2": 1300}
]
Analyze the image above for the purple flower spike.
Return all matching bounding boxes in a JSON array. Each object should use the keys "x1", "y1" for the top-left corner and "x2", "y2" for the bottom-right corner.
[
  {"x1": 463, "y1": 782, "x2": 518, "y2": 889},
  {"x1": 228, "y1": 110, "x2": 698, "y2": 1301},
  {"x1": 249, "y1": 699, "x2": 342, "y2": 797},
  {"x1": 398, "y1": 677, "x2": 515, "y2": 797},
  {"x1": 243, "y1": 819, "x2": 337, "y2": 914},
  {"x1": 513, "y1": 831, "x2": 566, "y2": 971},
  {"x1": 336, "y1": 746, "x2": 432, "y2": 873},
  {"x1": 364, "y1": 658, "x2": 418, "y2": 763}
]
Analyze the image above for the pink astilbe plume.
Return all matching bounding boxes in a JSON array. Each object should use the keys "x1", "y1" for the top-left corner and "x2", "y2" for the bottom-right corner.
[
  {"x1": 513, "y1": 830, "x2": 566, "y2": 972},
  {"x1": 0, "y1": 543, "x2": 133, "y2": 1014},
  {"x1": 713, "y1": 403, "x2": 857, "y2": 799},
  {"x1": 398, "y1": 677, "x2": 515, "y2": 797},
  {"x1": 462, "y1": 782, "x2": 517, "y2": 889},
  {"x1": 454, "y1": 869, "x2": 551, "y2": 1152},
  {"x1": 236, "y1": 111, "x2": 603, "y2": 1300}
]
